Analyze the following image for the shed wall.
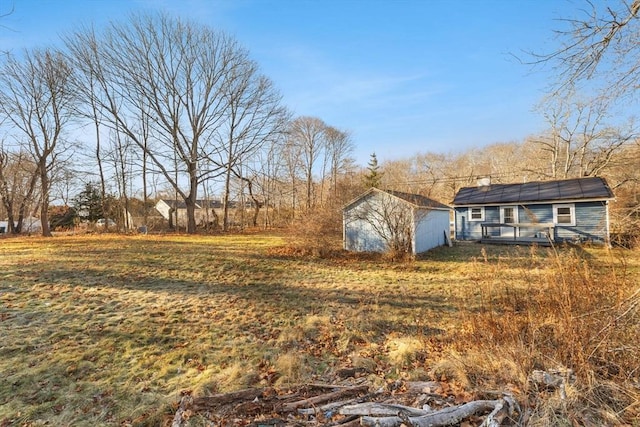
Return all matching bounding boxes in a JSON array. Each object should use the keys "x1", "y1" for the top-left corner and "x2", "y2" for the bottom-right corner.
[
  {"x1": 343, "y1": 195, "x2": 388, "y2": 253},
  {"x1": 414, "y1": 210, "x2": 450, "y2": 253},
  {"x1": 344, "y1": 192, "x2": 450, "y2": 254}
]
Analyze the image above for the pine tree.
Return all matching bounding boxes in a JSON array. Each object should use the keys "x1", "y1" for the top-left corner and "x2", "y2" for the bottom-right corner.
[
  {"x1": 363, "y1": 152, "x2": 383, "y2": 188},
  {"x1": 73, "y1": 183, "x2": 112, "y2": 222}
]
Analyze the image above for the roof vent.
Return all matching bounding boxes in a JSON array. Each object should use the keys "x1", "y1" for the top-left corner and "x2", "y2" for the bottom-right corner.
[{"x1": 477, "y1": 177, "x2": 491, "y2": 187}]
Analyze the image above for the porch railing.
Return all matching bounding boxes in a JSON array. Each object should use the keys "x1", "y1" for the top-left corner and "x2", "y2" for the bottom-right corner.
[{"x1": 481, "y1": 222, "x2": 555, "y2": 242}]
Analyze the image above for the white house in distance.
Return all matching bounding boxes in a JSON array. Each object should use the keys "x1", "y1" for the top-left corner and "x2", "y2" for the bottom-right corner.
[
  {"x1": 343, "y1": 188, "x2": 452, "y2": 255},
  {"x1": 0, "y1": 217, "x2": 42, "y2": 234},
  {"x1": 155, "y1": 199, "x2": 223, "y2": 228}
]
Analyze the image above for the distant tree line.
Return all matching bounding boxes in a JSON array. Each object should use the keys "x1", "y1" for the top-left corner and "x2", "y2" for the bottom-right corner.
[
  {"x1": 0, "y1": 4, "x2": 639, "y2": 241},
  {"x1": 0, "y1": 13, "x2": 355, "y2": 235}
]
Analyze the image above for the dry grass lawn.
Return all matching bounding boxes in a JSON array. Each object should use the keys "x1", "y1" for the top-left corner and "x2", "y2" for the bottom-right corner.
[{"x1": 0, "y1": 233, "x2": 638, "y2": 426}]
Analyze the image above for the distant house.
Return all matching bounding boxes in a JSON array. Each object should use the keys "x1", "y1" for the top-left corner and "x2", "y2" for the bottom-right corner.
[
  {"x1": 343, "y1": 188, "x2": 451, "y2": 254},
  {"x1": 0, "y1": 217, "x2": 42, "y2": 234},
  {"x1": 452, "y1": 177, "x2": 615, "y2": 245},
  {"x1": 155, "y1": 199, "x2": 255, "y2": 229},
  {"x1": 155, "y1": 199, "x2": 223, "y2": 228}
]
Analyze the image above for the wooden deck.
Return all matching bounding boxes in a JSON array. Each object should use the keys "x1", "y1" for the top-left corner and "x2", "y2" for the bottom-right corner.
[
  {"x1": 480, "y1": 222, "x2": 555, "y2": 246},
  {"x1": 480, "y1": 236, "x2": 553, "y2": 246}
]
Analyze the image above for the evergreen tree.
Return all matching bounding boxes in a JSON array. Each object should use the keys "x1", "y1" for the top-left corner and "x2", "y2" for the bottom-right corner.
[
  {"x1": 363, "y1": 152, "x2": 383, "y2": 188},
  {"x1": 73, "y1": 183, "x2": 108, "y2": 222}
]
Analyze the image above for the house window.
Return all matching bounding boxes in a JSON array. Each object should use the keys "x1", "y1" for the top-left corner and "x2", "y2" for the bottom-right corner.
[
  {"x1": 500, "y1": 206, "x2": 518, "y2": 224},
  {"x1": 553, "y1": 204, "x2": 575, "y2": 226},
  {"x1": 468, "y1": 207, "x2": 484, "y2": 221}
]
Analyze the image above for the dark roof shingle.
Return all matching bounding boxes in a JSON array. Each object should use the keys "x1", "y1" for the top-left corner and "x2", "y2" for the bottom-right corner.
[
  {"x1": 343, "y1": 188, "x2": 451, "y2": 211},
  {"x1": 386, "y1": 190, "x2": 451, "y2": 210},
  {"x1": 452, "y1": 177, "x2": 614, "y2": 205}
]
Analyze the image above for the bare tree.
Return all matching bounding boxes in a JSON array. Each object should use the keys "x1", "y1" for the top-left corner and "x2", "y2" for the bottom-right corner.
[
  {"x1": 0, "y1": 49, "x2": 74, "y2": 236},
  {"x1": 0, "y1": 4, "x2": 14, "y2": 57},
  {"x1": 65, "y1": 14, "x2": 255, "y2": 233},
  {"x1": 288, "y1": 116, "x2": 327, "y2": 211},
  {"x1": 534, "y1": 0, "x2": 640, "y2": 98},
  {"x1": 324, "y1": 126, "x2": 353, "y2": 206},
  {"x1": 253, "y1": 137, "x2": 286, "y2": 228},
  {"x1": 281, "y1": 134, "x2": 304, "y2": 217},
  {"x1": 0, "y1": 148, "x2": 41, "y2": 234},
  {"x1": 534, "y1": 92, "x2": 634, "y2": 178},
  {"x1": 107, "y1": 128, "x2": 135, "y2": 230},
  {"x1": 212, "y1": 58, "x2": 288, "y2": 231}
]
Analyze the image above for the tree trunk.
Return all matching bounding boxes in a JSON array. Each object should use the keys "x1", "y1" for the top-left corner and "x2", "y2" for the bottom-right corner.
[
  {"x1": 3, "y1": 199, "x2": 15, "y2": 233},
  {"x1": 142, "y1": 146, "x2": 148, "y2": 226},
  {"x1": 359, "y1": 399, "x2": 503, "y2": 427},
  {"x1": 222, "y1": 163, "x2": 232, "y2": 232},
  {"x1": 234, "y1": 173, "x2": 261, "y2": 227},
  {"x1": 39, "y1": 167, "x2": 52, "y2": 237},
  {"x1": 185, "y1": 200, "x2": 196, "y2": 233},
  {"x1": 185, "y1": 166, "x2": 199, "y2": 234},
  {"x1": 0, "y1": 153, "x2": 15, "y2": 233}
]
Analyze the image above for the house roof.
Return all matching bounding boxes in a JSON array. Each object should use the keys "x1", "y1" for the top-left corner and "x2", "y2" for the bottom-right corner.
[
  {"x1": 452, "y1": 177, "x2": 615, "y2": 206},
  {"x1": 196, "y1": 199, "x2": 224, "y2": 209},
  {"x1": 160, "y1": 199, "x2": 188, "y2": 209},
  {"x1": 344, "y1": 188, "x2": 451, "y2": 211}
]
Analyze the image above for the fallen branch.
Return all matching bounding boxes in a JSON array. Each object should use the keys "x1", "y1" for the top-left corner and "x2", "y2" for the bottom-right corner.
[
  {"x1": 481, "y1": 395, "x2": 518, "y2": 427},
  {"x1": 360, "y1": 399, "x2": 502, "y2": 427},
  {"x1": 405, "y1": 381, "x2": 442, "y2": 394},
  {"x1": 171, "y1": 396, "x2": 193, "y2": 427},
  {"x1": 297, "y1": 393, "x2": 378, "y2": 416},
  {"x1": 339, "y1": 402, "x2": 429, "y2": 417},
  {"x1": 280, "y1": 385, "x2": 369, "y2": 412},
  {"x1": 190, "y1": 387, "x2": 269, "y2": 412}
]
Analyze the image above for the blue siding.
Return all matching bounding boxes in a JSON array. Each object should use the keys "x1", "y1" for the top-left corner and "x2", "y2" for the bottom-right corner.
[
  {"x1": 455, "y1": 201, "x2": 609, "y2": 243},
  {"x1": 554, "y1": 201, "x2": 608, "y2": 243},
  {"x1": 521, "y1": 204, "x2": 552, "y2": 223},
  {"x1": 454, "y1": 207, "x2": 484, "y2": 240},
  {"x1": 485, "y1": 207, "x2": 500, "y2": 237}
]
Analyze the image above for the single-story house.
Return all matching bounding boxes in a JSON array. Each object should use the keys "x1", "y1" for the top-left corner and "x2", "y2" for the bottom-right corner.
[
  {"x1": 155, "y1": 199, "x2": 223, "y2": 228},
  {"x1": 452, "y1": 177, "x2": 615, "y2": 245},
  {"x1": 155, "y1": 199, "x2": 255, "y2": 228},
  {"x1": 0, "y1": 217, "x2": 42, "y2": 234},
  {"x1": 343, "y1": 188, "x2": 452, "y2": 254}
]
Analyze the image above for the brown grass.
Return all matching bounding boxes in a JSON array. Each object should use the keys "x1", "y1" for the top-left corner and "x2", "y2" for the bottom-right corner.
[
  {"x1": 448, "y1": 244, "x2": 640, "y2": 424},
  {"x1": 0, "y1": 234, "x2": 638, "y2": 425}
]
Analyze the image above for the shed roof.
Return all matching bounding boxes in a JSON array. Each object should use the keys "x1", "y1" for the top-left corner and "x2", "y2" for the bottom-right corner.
[
  {"x1": 452, "y1": 177, "x2": 614, "y2": 206},
  {"x1": 385, "y1": 190, "x2": 451, "y2": 210},
  {"x1": 344, "y1": 188, "x2": 451, "y2": 211}
]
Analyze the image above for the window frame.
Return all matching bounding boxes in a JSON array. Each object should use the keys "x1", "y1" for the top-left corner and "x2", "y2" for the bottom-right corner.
[
  {"x1": 500, "y1": 206, "x2": 519, "y2": 224},
  {"x1": 468, "y1": 206, "x2": 485, "y2": 222},
  {"x1": 553, "y1": 204, "x2": 576, "y2": 226}
]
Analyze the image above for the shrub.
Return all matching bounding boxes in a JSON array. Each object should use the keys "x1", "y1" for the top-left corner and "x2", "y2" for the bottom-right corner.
[{"x1": 451, "y1": 246, "x2": 640, "y2": 424}]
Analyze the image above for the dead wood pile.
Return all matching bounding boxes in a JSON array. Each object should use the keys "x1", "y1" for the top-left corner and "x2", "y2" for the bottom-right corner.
[{"x1": 169, "y1": 378, "x2": 525, "y2": 427}]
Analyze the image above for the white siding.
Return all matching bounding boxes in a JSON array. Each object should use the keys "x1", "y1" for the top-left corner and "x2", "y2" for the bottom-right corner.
[
  {"x1": 414, "y1": 209, "x2": 450, "y2": 253},
  {"x1": 155, "y1": 200, "x2": 172, "y2": 220},
  {"x1": 344, "y1": 190, "x2": 450, "y2": 254},
  {"x1": 343, "y1": 194, "x2": 388, "y2": 252}
]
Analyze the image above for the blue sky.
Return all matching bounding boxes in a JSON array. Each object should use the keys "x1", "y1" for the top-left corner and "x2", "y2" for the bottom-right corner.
[{"x1": 1, "y1": 0, "x2": 578, "y2": 166}]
